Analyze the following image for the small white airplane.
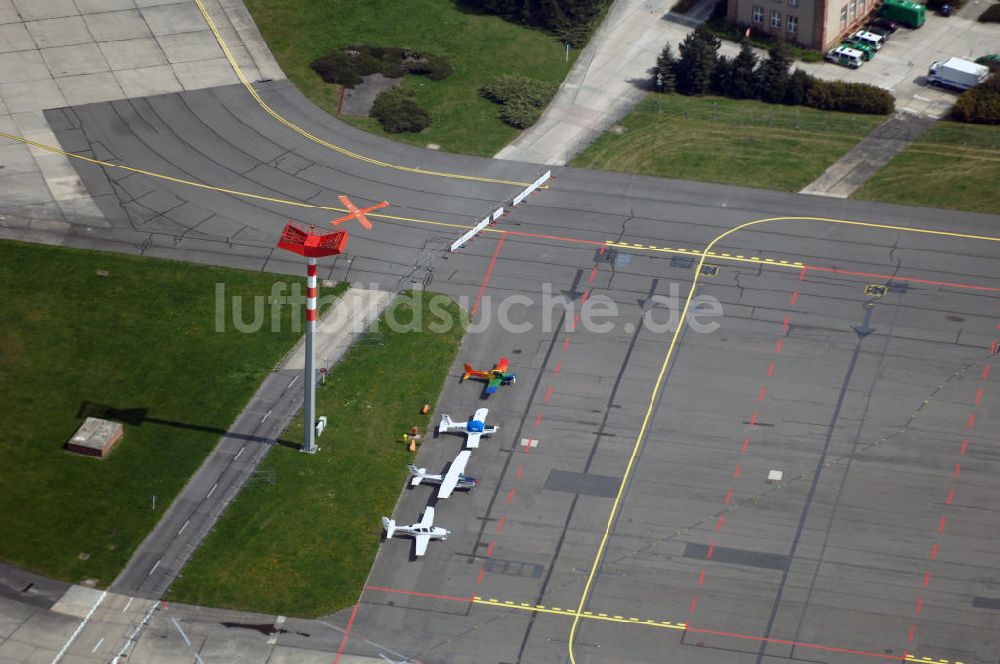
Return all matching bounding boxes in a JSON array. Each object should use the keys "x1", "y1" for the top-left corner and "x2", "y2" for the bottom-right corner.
[
  {"x1": 438, "y1": 408, "x2": 498, "y2": 449},
  {"x1": 381, "y1": 507, "x2": 449, "y2": 557},
  {"x1": 408, "y1": 450, "x2": 477, "y2": 499}
]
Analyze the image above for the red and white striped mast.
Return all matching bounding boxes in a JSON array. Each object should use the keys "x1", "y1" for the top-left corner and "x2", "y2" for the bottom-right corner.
[{"x1": 276, "y1": 223, "x2": 348, "y2": 454}]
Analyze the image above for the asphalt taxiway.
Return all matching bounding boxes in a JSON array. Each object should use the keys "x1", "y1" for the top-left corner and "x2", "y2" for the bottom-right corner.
[{"x1": 2, "y1": 40, "x2": 1000, "y2": 664}]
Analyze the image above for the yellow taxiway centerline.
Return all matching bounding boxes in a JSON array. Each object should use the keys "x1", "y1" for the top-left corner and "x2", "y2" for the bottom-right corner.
[
  {"x1": 191, "y1": 0, "x2": 532, "y2": 188},
  {"x1": 567, "y1": 215, "x2": 999, "y2": 664}
]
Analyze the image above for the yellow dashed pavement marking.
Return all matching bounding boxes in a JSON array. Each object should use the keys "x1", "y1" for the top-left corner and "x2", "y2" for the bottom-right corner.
[{"x1": 606, "y1": 240, "x2": 806, "y2": 268}]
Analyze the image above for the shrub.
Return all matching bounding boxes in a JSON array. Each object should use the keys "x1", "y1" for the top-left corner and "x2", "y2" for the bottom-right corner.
[
  {"x1": 980, "y1": 3, "x2": 1000, "y2": 21},
  {"x1": 784, "y1": 68, "x2": 815, "y2": 106},
  {"x1": 479, "y1": 75, "x2": 555, "y2": 128},
  {"x1": 499, "y1": 97, "x2": 544, "y2": 128},
  {"x1": 952, "y1": 76, "x2": 1000, "y2": 124},
  {"x1": 480, "y1": 75, "x2": 554, "y2": 106},
  {"x1": 370, "y1": 88, "x2": 432, "y2": 133},
  {"x1": 310, "y1": 45, "x2": 452, "y2": 89},
  {"x1": 401, "y1": 51, "x2": 453, "y2": 80},
  {"x1": 805, "y1": 80, "x2": 894, "y2": 114}
]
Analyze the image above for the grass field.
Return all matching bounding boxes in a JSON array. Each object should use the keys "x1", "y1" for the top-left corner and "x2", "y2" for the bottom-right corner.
[
  {"x1": 168, "y1": 291, "x2": 465, "y2": 617},
  {"x1": 246, "y1": 0, "x2": 574, "y2": 156},
  {"x1": 0, "y1": 241, "x2": 345, "y2": 586},
  {"x1": 852, "y1": 121, "x2": 1000, "y2": 215},
  {"x1": 571, "y1": 94, "x2": 886, "y2": 191}
]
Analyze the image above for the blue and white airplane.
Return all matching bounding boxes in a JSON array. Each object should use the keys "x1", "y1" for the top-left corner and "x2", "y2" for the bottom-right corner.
[
  {"x1": 408, "y1": 450, "x2": 477, "y2": 499},
  {"x1": 438, "y1": 408, "x2": 498, "y2": 449}
]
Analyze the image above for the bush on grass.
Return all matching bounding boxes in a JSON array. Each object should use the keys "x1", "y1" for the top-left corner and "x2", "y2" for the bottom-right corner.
[
  {"x1": 952, "y1": 76, "x2": 1000, "y2": 124},
  {"x1": 310, "y1": 45, "x2": 452, "y2": 89},
  {"x1": 805, "y1": 80, "x2": 895, "y2": 114},
  {"x1": 479, "y1": 75, "x2": 556, "y2": 128},
  {"x1": 370, "y1": 88, "x2": 432, "y2": 133}
]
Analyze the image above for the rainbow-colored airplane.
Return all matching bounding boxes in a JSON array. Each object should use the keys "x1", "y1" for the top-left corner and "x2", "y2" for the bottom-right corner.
[{"x1": 462, "y1": 357, "x2": 516, "y2": 396}]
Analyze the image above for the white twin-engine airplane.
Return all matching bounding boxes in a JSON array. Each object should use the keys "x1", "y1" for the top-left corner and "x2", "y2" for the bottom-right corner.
[
  {"x1": 438, "y1": 408, "x2": 498, "y2": 449},
  {"x1": 381, "y1": 507, "x2": 449, "y2": 557},
  {"x1": 408, "y1": 450, "x2": 477, "y2": 499}
]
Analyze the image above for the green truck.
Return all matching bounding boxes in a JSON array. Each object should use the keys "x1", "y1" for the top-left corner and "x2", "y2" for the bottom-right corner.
[{"x1": 879, "y1": 0, "x2": 925, "y2": 28}]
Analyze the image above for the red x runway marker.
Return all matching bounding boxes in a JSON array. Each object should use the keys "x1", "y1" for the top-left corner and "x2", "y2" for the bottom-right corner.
[{"x1": 330, "y1": 195, "x2": 389, "y2": 230}]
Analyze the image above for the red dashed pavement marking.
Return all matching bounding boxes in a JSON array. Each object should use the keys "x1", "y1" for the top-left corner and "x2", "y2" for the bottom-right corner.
[
  {"x1": 689, "y1": 279, "x2": 803, "y2": 620},
  {"x1": 907, "y1": 343, "x2": 993, "y2": 645}
]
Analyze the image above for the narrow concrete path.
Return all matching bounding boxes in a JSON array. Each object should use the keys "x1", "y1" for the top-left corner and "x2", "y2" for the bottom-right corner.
[
  {"x1": 494, "y1": 0, "x2": 739, "y2": 165},
  {"x1": 111, "y1": 286, "x2": 393, "y2": 599},
  {"x1": 800, "y1": 111, "x2": 934, "y2": 198}
]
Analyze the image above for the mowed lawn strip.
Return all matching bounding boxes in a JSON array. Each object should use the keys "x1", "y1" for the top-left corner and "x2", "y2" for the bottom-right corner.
[
  {"x1": 852, "y1": 121, "x2": 1000, "y2": 215},
  {"x1": 0, "y1": 240, "x2": 343, "y2": 586},
  {"x1": 571, "y1": 94, "x2": 885, "y2": 191},
  {"x1": 244, "y1": 0, "x2": 573, "y2": 156},
  {"x1": 168, "y1": 292, "x2": 465, "y2": 617}
]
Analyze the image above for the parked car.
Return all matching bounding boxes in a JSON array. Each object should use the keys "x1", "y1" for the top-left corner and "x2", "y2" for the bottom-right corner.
[
  {"x1": 851, "y1": 30, "x2": 886, "y2": 51},
  {"x1": 826, "y1": 45, "x2": 865, "y2": 68},
  {"x1": 869, "y1": 16, "x2": 899, "y2": 33},
  {"x1": 842, "y1": 40, "x2": 876, "y2": 61},
  {"x1": 866, "y1": 24, "x2": 893, "y2": 38}
]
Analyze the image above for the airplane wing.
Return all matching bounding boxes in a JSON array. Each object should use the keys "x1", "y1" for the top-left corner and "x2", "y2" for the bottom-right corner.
[
  {"x1": 465, "y1": 432, "x2": 481, "y2": 449},
  {"x1": 473, "y1": 407, "x2": 489, "y2": 423},
  {"x1": 486, "y1": 376, "x2": 502, "y2": 394},
  {"x1": 439, "y1": 450, "x2": 472, "y2": 499},
  {"x1": 414, "y1": 533, "x2": 430, "y2": 557},
  {"x1": 418, "y1": 506, "x2": 435, "y2": 528},
  {"x1": 495, "y1": 357, "x2": 509, "y2": 372}
]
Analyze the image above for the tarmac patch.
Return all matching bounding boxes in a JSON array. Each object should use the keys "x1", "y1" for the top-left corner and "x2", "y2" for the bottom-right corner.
[
  {"x1": 543, "y1": 470, "x2": 619, "y2": 498},
  {"x1": 972, "y1": 596, "x2": 1000, "y2": 610},
  {"x1": 683, "y1": 542, "x2": 788, "y2": 570}
]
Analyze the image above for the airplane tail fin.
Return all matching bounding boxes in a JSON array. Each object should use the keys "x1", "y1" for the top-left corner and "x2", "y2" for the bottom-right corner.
[
  {"x1": 462, "y1": 364, "x2": 474, "y2": 380},
  {"x1": 438, "y1": 414, "x2": 453, "y2": 433},
  {"x1": 382, "y1": 517, "x2": 396, "y2": 540},
  {"x1": 408, "y1": 465, "x2": 425, "y2": 486}
]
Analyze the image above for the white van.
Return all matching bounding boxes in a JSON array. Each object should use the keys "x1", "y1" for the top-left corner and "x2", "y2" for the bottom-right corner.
[
  {"x1": 850, "y1": 30, "x2": 885, "y2": 51},
  {"x1": 826, "y1": 46, "x2": 864, "y2": 69}
]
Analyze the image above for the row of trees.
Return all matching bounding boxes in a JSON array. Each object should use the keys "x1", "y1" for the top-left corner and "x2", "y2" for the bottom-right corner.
[
  {"x1": 468, "y1": 0, "x2": 609, "y2": 43},
  {"x1": 654, "y1": 26, "x2": 894, "y2": 114}
]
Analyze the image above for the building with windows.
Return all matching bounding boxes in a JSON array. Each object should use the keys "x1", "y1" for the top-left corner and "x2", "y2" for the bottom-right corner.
[{"x1": 726, "y1": 0, "x2": 875, "y2": 49}]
